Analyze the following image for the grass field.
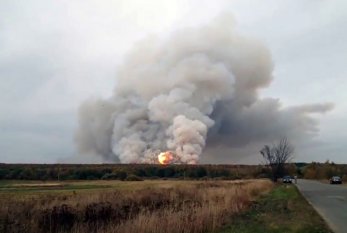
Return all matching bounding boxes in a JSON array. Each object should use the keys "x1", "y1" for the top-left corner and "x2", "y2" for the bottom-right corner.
[
  {"x1": 220, "y1": 184, "x2": 333, "y2": 233},
  {"x1": 0, "y1": 179, "x2": 267, "y2": 195},
  {"x1": 0, "y1": 180, "x2": 332, "y2": 233},
  {"x1": 0, "y1": 179, "x2": 273, "y2": 233},
  {"x1": 0, "y1": 179, "x2": 183, "y2": 193}
]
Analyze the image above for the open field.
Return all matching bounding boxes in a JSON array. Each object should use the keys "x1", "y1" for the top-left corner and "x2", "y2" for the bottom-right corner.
[
  {"x1": 0, "y1": 179, "x2": 187, "y2": 194},
  {"x1": 0, "y1": 179, "x2": 270, "y2": 194},
  {"x1": 0, "y1": 179, "x2": 273, "y2": 233},
  {"x1": 0, "y1": 179, "x2": 335, "y2": 233}
]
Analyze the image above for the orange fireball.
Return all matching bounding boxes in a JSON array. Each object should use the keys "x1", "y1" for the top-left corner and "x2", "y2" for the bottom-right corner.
[{"x1": 158, "y1": 151, "x2": 174, "y2": 165}]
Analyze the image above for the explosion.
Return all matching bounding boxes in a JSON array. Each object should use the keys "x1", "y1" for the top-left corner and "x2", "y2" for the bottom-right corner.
[
  {"x1": 158, "y1": 151, "x2": 174, "y2": 165},
  {"x1": 76, "y1": 14, "x2": 332, "y2": 164}
]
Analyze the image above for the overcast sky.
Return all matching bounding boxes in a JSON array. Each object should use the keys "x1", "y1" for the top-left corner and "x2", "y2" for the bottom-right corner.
[{"x1": 1, "y1": 0, "x2": 346, "y2": 163}]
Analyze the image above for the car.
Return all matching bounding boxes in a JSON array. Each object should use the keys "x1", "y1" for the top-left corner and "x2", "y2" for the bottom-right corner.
[
  {"x1": 330, "y1": 176, "x2": 342, "y2": 184},
  {"x1": 282, "y1": 175, "x2": 292, "y2": 183}
]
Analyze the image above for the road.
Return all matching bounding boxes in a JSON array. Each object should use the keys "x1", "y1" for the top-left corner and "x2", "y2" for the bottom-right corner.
[{"x1": 296, "y1": 179, "x2": 347, "y2": 233}]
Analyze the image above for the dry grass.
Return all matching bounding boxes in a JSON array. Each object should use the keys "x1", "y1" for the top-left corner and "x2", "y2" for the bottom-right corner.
[{"x1": 0, "y1": 179, "x2": 273, "y2": 233}]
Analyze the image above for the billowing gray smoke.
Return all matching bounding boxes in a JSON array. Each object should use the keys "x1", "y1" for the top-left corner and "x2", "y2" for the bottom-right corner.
[{"x1": 76, "y1": 15, "x2": 333, "y2": 164}]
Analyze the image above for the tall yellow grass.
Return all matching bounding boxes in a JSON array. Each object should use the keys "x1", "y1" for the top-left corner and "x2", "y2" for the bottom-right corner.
[
  {"x1": 0, "y1": 179, "x2": 273, "y2": 233},
  {"x1": 102, "y1": 180, "x2": 272, "y2": 233}
]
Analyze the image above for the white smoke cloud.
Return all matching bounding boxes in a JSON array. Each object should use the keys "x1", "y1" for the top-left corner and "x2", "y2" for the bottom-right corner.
[
  {"x1": 167, "y1": 115, "x2": 208, "y2": 164},
  {"x1": 75, "y1": 15, "x2": 332, "y2": 164}
]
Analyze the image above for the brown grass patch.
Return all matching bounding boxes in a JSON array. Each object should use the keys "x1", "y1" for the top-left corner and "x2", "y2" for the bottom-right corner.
[{"x1": 0, "y1": 179, "x2": 273, "y2": 233}]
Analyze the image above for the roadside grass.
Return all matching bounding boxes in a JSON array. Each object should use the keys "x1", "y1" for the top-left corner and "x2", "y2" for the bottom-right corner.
[{"x1": 220, "y1": 184, "x2": 333, "y2": 233}]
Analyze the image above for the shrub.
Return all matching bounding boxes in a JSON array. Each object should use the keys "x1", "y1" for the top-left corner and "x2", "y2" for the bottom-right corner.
[
  {"x1": 101, "y1": 173, "x2": 119, "y2": 180},
  {"x1": 117, "y1": 171, "x2": 128, "y2": 181},
  {"x1": 125, "y1": 175, "x2": 143, "y2": 181}
]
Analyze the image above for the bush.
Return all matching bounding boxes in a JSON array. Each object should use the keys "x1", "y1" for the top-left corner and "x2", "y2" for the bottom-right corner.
[
  {"x1": 101, "y1": 173, "x2": 119, "y2": 180},
  {"x1": 212, "y1": 176, "x2": 231, "y2": 180},
  {"x1": 125, "y1": 175, "x2": 143, "y2": 181},
  {"x1": 256, "y1": 173, "x2": 269, "y2": 179},
  {"x1": 116, "y1": 171, "x2": 128, "y2": 181},
  {"x1": 199, "y1": 176, "x2": 209, "y2": 181}
]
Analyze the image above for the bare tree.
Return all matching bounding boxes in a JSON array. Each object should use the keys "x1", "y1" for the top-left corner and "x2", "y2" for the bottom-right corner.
[{"x1": 260, "y1": 137, "x2": 294, "y2": 182}]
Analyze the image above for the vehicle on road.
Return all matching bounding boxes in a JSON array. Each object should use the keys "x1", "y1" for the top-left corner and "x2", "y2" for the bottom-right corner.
[
  {"x1": 282, "y1": 175, "x2": 292, "y2": 183},
  {"x1": 330, "y1": 176, "x2": 342, "y2": 184}
]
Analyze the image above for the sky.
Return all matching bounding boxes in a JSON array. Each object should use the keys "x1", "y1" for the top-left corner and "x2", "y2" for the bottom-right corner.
[{"x1": 0, "y1": 0, "x2": 346, "y2": 163}]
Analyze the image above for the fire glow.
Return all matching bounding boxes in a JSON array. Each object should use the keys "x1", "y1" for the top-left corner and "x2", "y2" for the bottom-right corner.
[{"x1": 158, "y1": 151, "x2": 174, "y2": 165}]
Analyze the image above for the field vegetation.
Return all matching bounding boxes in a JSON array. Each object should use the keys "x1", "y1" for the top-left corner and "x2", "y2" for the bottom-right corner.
[
  {"x1": 0, "y1": 179, "x2": 273, "y2": 233},
  {"x1": 1, "y1": 161, "x2": 340, "y2": 233},
  {"x1": 221, "y1": 185, "x2": 332, "y2": 233}
]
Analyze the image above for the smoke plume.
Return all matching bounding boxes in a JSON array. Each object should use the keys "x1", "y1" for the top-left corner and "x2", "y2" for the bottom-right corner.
[{"x1": 75, "y1": 15, "x2": 332, "y2": 164}]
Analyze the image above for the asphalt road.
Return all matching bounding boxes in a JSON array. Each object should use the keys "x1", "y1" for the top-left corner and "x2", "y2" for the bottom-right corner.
[{"x1": 296, "y1": 179, "x2": 347, "y2": 233}]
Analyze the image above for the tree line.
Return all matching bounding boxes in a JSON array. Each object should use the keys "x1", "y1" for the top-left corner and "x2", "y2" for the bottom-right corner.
[
  {"x1": 0, "y1": 164, "x2": 272, "y2": 181},
  {"x1": 0, "y1": 162, "x2": 345, "y2": 181},
  {"x1": 302, "y1": 161, "x2": 347, "y2": 181}
]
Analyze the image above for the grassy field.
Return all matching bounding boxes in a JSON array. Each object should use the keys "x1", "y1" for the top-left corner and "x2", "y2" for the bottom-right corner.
[
  {"x1": 0, "y1": 179, "x2": 273, "y2": 233},
  {"x1": 220, "y1": 184, "x2": 333, "y2": 233},
  {"x1": 0, "y1": 179, "x2": 189, "y2": 194},
  {"x1": 0, "y1": 179, "x2": 270, "y2": 195},
  {"x1": 0, "y1": 180, "x2": 332, "y2": 233}
]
